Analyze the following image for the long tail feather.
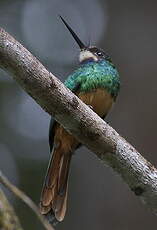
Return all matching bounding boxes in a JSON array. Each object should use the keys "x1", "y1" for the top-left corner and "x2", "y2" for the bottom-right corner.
[{"x1": 40, "y1": 146, "x2": 72, "y2": 224}]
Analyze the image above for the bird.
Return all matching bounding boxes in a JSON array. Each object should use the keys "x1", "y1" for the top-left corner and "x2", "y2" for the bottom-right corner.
[{"x1": 40, "y1": 16, "x2": 120, "y2": 225}]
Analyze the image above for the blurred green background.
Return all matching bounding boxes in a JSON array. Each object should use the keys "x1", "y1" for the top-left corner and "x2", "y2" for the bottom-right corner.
[{"x1": 0, "y1": 0, "x2": 157, "y2": 229}]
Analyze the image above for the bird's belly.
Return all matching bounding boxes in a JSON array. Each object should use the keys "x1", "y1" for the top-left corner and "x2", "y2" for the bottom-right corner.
[{"x1": 78, "y1": 88, "x2": 114, "y2": 117}]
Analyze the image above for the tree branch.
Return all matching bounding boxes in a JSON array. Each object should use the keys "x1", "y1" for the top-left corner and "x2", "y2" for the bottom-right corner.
[
  {"x1": 0, "y1": 170, "x2": 54, "y2": 230},
  {"x1": 0, "y1": 187, "x2": 23, "y2": 230},
  {"x1": 0, "y1": 28, "x2": 157, "y2": 216}
]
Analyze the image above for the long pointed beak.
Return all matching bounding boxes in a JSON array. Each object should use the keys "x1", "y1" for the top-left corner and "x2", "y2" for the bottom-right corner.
[{"x1": 59, "y1": 15, "x2": 86, "y2": 50}]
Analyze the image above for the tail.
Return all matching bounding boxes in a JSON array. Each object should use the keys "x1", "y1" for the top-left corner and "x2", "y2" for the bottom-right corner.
[{"x1": 40, "y1": 146, "x2": 72, "y2": 225}]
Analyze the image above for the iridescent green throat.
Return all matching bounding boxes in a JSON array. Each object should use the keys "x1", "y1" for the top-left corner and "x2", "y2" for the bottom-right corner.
[{"x1": 64, "y1": 60, "x2": 120, "y2": 99}]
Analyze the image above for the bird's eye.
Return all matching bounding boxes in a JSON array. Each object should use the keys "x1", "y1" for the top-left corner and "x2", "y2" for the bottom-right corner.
[{"x1": 96, "y1": 51, "x2": 103, "y2": 56}]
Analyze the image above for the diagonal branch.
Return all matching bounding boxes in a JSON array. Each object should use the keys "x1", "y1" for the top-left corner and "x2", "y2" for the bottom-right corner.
[
  {"x1": 0, "y1": 28, "x2": 157, "y2": 216},
  {"x1": 0, "y1": 170, "x2": 54, "y2": 230},
  {"x1": 0, "y1": 187, "x2": 23, "y2": 230}
]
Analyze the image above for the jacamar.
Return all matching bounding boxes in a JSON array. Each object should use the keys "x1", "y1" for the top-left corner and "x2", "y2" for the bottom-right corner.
[{"x1": 40, "y1": 16, "x2": 120, "y2": 224}]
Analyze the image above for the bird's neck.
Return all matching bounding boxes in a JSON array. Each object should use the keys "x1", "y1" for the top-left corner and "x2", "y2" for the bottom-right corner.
[
  {"x1": 80, "y1": 58, "x2": 96, "y2": 65},
  {"x1": 80, "y1": 59, "x2": 111, "y2": 67}
]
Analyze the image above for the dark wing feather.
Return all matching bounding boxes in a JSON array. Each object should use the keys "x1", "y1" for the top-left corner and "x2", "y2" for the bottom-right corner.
[{"x1": 49, "y1": 117, "x2": 56, "y2": 152}]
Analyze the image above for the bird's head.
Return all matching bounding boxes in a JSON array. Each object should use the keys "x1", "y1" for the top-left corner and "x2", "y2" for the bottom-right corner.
[{"x1": 60, "y1": 16, "x2": 111, "y2": 64}]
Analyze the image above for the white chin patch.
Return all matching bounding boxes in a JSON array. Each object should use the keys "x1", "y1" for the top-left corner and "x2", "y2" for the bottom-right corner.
[{"x1": 79, "y1": 50, "x2": 98, "y2": 62}]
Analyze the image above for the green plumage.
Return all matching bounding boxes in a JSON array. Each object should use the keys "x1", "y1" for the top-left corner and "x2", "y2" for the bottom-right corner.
[{"x1": 64, "y1": 59, "x2": 120, "y2": 99}]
